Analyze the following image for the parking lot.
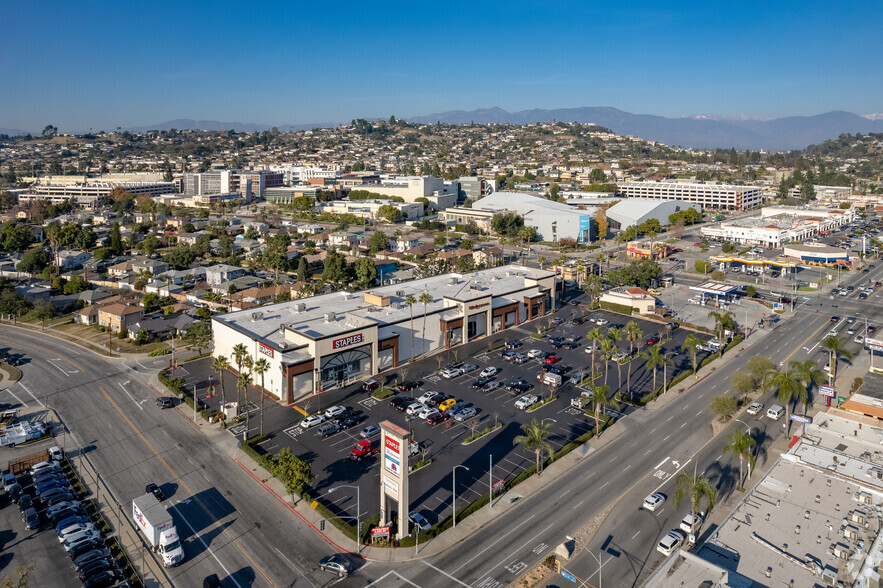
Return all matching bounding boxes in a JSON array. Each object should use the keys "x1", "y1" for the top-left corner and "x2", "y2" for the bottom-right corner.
[{"x1": 176, "y1": 301, "x2": 714, "y2": 535}]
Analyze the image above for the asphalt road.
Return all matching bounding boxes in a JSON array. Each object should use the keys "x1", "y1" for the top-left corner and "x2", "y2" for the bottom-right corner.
[{"x1": 1, "y1": 329, "x2": 344, "y2": 588}]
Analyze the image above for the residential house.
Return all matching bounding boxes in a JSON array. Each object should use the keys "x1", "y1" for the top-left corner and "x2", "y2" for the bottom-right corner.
[
  {"x1": 177, "y1": 232, "x2": 203, "y2": 247},
  {"x1": 78, "y1": 288, "x2": 115, "y2": 306},
  {"x1": 156, "y1": 267, "x2": 207, "y2": 286},
  {"x1": 97, "y1": 303, "x2": 144, "y2": 332},
  {"x1": 14, "y1": 284, "x2": 51, "y2": 301},
  {"x1": 127, "y1": 313, "x2": 195, "y2": 341},
  {"x1": 132, "y1": 258, "x2": 169, "y2": 277},
  {"x1": 390, "y1": 235, "x2": 421, "y2": 252},
  {"x1": 108, "y1": 256, "x2": 147, "y2": 277},
  {"x1": 472, "y1": 246, "x2": 504, "y2": 266},
  {"x1": 206, "y1": 264, "x2": 246, "y2": 285},
  {"x1": 56, "y1": 250, "x2": 92, "y2": 270},
  {"x1": 212, "y1": 275, "x2": 263, "y2": 295}
]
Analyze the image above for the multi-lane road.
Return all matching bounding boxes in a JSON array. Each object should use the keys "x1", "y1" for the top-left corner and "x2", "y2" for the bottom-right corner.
[{"x1": 3, "y1": 258, "x2": 882, "y2": 588}]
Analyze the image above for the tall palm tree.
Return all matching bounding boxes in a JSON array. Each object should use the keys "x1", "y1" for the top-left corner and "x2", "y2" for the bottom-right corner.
[
  {"x1": 764, "y1": 368, "x2": 803, "y2": 435},
  {"x1": 600, "y1": 338, "x2": 616, "y2": 386},
  {"x1": 574, "y1": 259, "x2": 585, "y2": 287},
  {"x1": 707, "y1": 310, "x2": 735, "y2": 358},
  {"x1": 590, "y1": 384, "x2": 617, "y2": 436},
  {"x1": 211, "y1": 355, "x2": 229, "y2": 411},
  {"x1": 419, "y1": 292, "x2": 432, "y2": 356},
  {"x1": 538, "y1": 256, "x2": 547, "y2": 270},
  {"x1": 253, "y1": 358, "x2": 270, "y2": 436},
  {"x1": 513, "y1": 419, "x2": 554, "y2": 477},
  {"x1": 608, "y1": 327, "x2": 622, "y2": 386},
  {"x1": 238, "y1": 371, "x2": 252, "y2": 435},
  {"x1": 790, "y1": 359, "x2": 825, "y2": 411},
  {"x1": 640, "y1": 345, "x2": 671, "y2": 392},
  {"x1": 624, "y1": 321, "x2": 643, "y2": 398},
  {"x1": 682, "y1": 334, "x2": 701, "y2": 378},
  {"x1": 673, "y1": 465, "x2": 717, "y2": 539},
  {"x1": 232, "y1": 343, "x2": 249, "y2": 406},
  {"x1": 405, "y1": 295, "x2": 416, "y2": 361},
  {"x1": 587, "y1": 328, "x2": 603, "y2": 377},
  {"x1": 821, "y1": 336, "x2": 853, "y2": 389},
  {"x1": 723, "y1": 429, "x2": 756, "y2": 490}
]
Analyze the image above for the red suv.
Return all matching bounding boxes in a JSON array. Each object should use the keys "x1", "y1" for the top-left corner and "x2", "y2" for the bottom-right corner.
[{"x1": 646, "y1": 336, "x2": 660, "y2": 346}]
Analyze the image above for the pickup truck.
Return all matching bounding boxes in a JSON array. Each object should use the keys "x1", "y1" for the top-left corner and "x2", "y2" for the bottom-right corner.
[{"x1": 349, "y1": 440, "x2": 379, "y2": 462}]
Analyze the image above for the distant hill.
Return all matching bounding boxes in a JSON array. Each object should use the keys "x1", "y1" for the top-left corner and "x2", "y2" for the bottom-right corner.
[
  {"x1": 0, "y1": 127, "x2": 28, "y2": 136},
  {"x1": 406, "y1": 106, "x2": 883, "y2": 150},
  {"x1": 125, "y1": 119, "x2": 339, "y2": 133}
]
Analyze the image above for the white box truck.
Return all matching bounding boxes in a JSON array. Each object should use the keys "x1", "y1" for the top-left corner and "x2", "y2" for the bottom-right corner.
[{"x1": 132, "y1": 493, "x2": 185, "y2": 567}]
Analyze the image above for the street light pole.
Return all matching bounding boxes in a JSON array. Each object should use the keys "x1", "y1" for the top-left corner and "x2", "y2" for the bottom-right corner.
[
  {"x1": 452, "y1": 465, "x2": 469, "y2": 527},
  {"x1": 565, "y1": 535, "x2": 602, "y2": 588}
]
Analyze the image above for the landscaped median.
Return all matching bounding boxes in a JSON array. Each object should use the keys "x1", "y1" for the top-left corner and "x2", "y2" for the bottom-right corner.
[
  {"x1": 463, "y1": 421, "x2": 503, "y2": 444},
  {"x1": 526, "y1": 396, "x2": 557, "y2": 412}
]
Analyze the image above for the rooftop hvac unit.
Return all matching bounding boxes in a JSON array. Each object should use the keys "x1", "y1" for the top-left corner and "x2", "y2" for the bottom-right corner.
[
  {"x1": 822, "y1": 571, "x2": 838, "y2": 585},
  {"x1": 250, "y1": 311, "x2": 264, "y2": 321},
  {"x1": 324, "y1": 312, "x2": 337, "y2": 323},
  {"x1": 448, "y1": 278, "x2": 458, "y2": 285},
  {"x1": 844, "y1": 525, "x2": 859, "y2": 541},
  {"x1": 294, "y1": 303, "x2": 306, "y2": 313},
  {"x1": 396, "y1": 290, "x2": 405, "y2": 298},
  {"x1": 833, "y1": 544, "x2": 851, "y2": 560},
  {"x1": 858, "y1": 492, "x2": 874, "y2": 505},
  {"x1": 852, "y1": 511, "x2": 867, "y2": 525},
  {"x1": 278, "y1": 342, "x2": 288, "y2": 350}
]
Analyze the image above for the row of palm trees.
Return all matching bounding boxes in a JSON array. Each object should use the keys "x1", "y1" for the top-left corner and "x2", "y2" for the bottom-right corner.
[{"x1": 210, "y1": 342, "x2": 271, "y2": 438}]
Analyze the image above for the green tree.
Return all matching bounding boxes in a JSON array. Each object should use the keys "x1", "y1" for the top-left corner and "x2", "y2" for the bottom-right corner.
[
  {"x1": 434, "y1": 234, "x2": 447, "y2": 247},
  {"x1": 405, "y1": 295, "x2": 416, "y2": 361},
  {"x1": 746, "y1": 356, "x2": 774, "y2": 384},
  {"x1": 296, "y1": 256, "x2": 309, "y2": 282},
  {"x1": 764, "y1": 368, "x2": 803, "y2": 434},
  {"x1": 490, "y1": 212, "x2": 524, "y2": 236},
  {"x1": 253, "y1": 357, "x2": 270, "y2": 436},
  {"x1": 587, "y1": 327, "x2": 603, "y2": 377},
  {"x1": 62, "y1": 275, "x2": 89, "y2": 295},
  {"x1": 513, "y1": 418, "x2": 554, "y2": 476},
  {"x1": 135, "y1": 329, "x2": 150, "y2": 345},
  {"x1": 238, "y1": 371, "x2": 253, "y2": 435},
  {"x1": 377, "y1": 204, "x2": 401, "y2": 223},
  {"x1": 142, "y1": 292, "x2": 159, "y2": 309},
  {"x1": 459, "y1": 239, "x2": 474, "y2": 250},
  {"x1": 163, "y1": 246, "x2": 197, "y2": 271},
  {"x1": 138, "y1": 234, "x2": 159, "y2": 257},
  {"x1": 694, "y1": 260, "x2": 712, "y2": 274},
  {"x1": 682, "y1": 334, "x2": 701, "y2": 377},
  {"x1": 268, "y1": 447, "x2": 314, "y2": 494},
  {"x1": 353, "y1": 257, "x2": 377, "y2": 289},
  {"x1": 594, "y1": 209, "x2": 609, "y2": 240},
  {"x1": 589, "y1": 384, "x2": 617, "y2": 437},
  {"x1": 710, "y1": 395, "x2": 737, "y2": 420},
  {"x1": 673, "y1": 466, "x2": 717, "y2": 537},
  {"x1": 212, "y1": 355, "x2": 229, "y2": 412},
  {"x1": 162, "y1": 159, "x2": 174, "y2": 183},
  {"x1": 790, "y1": 359, "x2": 825, "y2": 398},
  {"x1": 721, "y1": 242, "x2": 737, "y2": 254},
  {"x1": 582, "y1": 274, "x2": 603, "y2": 306},
  {"x1": 0, "y1": 289, "x2": 32, "y2": 318},
  {"x1": 821, "y1": 336, "x2": 853, "y2": 390},
  {"x1": 600, "y1": 338, "x2": 616, "y2": 386},
  {"x1": 624, "y1": 321, "x2": 643, "y2": 396},
  {"x1": 369, "y1": 230, "x2": 390, "y2": 254},
  {"x1": 707, "y1": 309, "x2": 734, "y2": 357},
  {"x1": 32, "y1": 300, "x2": 56, "y2": 330},
  {"x1": 640, "y1": 345, "x2": 672, "y2": 392},
  {"x1": 17, "y1": 247, "x2": 50, "y2": 273},
  {"x1": 109, "y1": 222, "x2": 124, "y2": 255},
  {"x1": 419, "y1": 292, "x2": 432, "y2": 356},
  {"x1": 232, "y1": 343, "x2": 249, "y2": 406},
  {"x1": 745, "y1": 285, "x2": 756, "y2": 297},
  {"x1": 723, "y1": 429, "x2": 756, "y2": 490},
  {"x1": 183, "y1": 320, "x2": 212, "y2": 356},
  {"x1": 731, "y1": 372, "x2": 756, "y2": 402}
]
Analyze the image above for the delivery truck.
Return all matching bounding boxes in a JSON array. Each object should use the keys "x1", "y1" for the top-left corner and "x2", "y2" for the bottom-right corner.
[{"x1": 132, "y1": 493, "x2": 185, "y2": 567}]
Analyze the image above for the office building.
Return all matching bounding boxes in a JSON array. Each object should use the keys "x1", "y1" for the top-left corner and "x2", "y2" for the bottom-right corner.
[
  {"x1": 18, "y1": 181, "x2": 177, "y2": 209},
  {"x1": 618, "y1": 181, "x2": 764, "y2": 211}
]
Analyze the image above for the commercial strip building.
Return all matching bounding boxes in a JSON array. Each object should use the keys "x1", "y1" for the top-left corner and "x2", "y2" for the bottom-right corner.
[
  {"x1": 651, "y1": 409, "x2": 883, "y2": 588},
  {"x1": 211, "y1": 266, "x2": 561, "y2": 403},
  {"x1": 316, "y1": 199, "x2": 424, "y2": 221},
  {"x1": 701, "y1": 205, "x2": 856, "y2": 248},
  {"x1": 782, "y1": 243, "x2": 851, "y2": 264},
  {"x1": 16, "y1": 181, "x2": 177, "y2": 209},
  {"x1": 468, "y1": 192, "x2": 595, "y2": 243},
  {"x1": 618, "y1": 181, "x2": 764, "y2": 211},
  {"x1": 438, "y1": 207, "x2": 497, "y2": 232},
  {"x1": 760, "y1": 204, "x2": 856, "y2": 228}
]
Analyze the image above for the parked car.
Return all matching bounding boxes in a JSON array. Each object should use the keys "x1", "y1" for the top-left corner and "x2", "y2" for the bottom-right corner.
[
  {"x1": 453, "y1": 407, "x2": 477, "y2": 421},
  {"x1": 324, "y1": 405, "x2": 347, "y2": 419},
  {"x1": 426, "y1": 412, "x2": 448, "y2": 425},
  {"x1": 656, "y1": 530, "x2": 685, "y2": 556},
  {"x1": 747, "y1": 402, "x2": 764, "y2": 415},
  {"x1": 460, "y1": 364, "x2": 478, "y2": 374},
  {"x1": 22, "y1": 507, "x2": 40, "y2": 530},
  {"x1": 528, "y1": 349, "x2": 544, "y2": 359},
  {"x1": 513, "y1": 383, "x2": 534, "y2": 394},
  {"x1": 406, "y1": 402, "x2": 427, "y2": 416},
  {"x1": 438, "y1": 398, "x2": 458, "y2": 412},
  {"x1": 482, "y1": 381, "x2": 501, "y2": 392},
  {"x1": 67, "y1": 538, "x2": 104, "y2": 559},
  {"x1": 646, "y1": 336, "x2": 660, "y2": 346},
  {"x1": 471, "y1": 377, "x2": 490, "y2": 389},
  {"x1": 317, "y1": 423, "x2": 340, "y2": 438},
  {"x1": 389, "y1": 397, "x2": 413, "y2": 410},
  {"x1": 680, "y1": 512, "x2": 704, "y2": 534},
  {"x1": 362, "y1": 380, "x2": 380, "y2": 392},
  {"x1": 440, "y1": 367, "x2": 462, "y2": 379},
  {"x1": 409, "y1": 511, "x2": 431, "y2": 531},
  {"x1": 396, "y1": 381, "x2": 420, "y2": 392},
  {"x1": 515, "y1": 395, "x2": 539, "y2": 410},
  {"x1": 544, "y1": 354, "x2": 561, "y2": 364},
  {"x1": 56, "y1": 514, "x2": 91, "y2": 533},
  {"x1": 339, "y1": 415, "x2": 364, "y2": 430},
  {"x1": 300, "y1": 415, "x2": 325, "y2": 429},
  {"x1": 360, "y1": 425, "x2": 381, "y2": 438},
  {"x1": 417, "y1": 407, "x2": 440, "y2": 421},
  {"x1": 83, "y1": 570, "x2": 122, "y2": 588},
  {"x1": 43, "y1": 490, "x2": 76, "y2": 506},
  {"x1": 480, "y1": 366, "x2": 498, "y2": 378},
  {"x1": 156, "y1": 397, "x2": 174, "y2": 409},
  {"x1": 73, "y1": 548, "x2": 112, "y2": 570},
  {"x1": 78, "y1": 559, "x2": 115, "y2": 583},
  {"x1": 3, "y1": 472, "x2": 17, "y2": 493}
]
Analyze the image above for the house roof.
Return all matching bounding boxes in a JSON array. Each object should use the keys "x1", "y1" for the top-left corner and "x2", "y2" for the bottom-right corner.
[{"x1": 98, "y1": 303, "x2": 143, "y2": 316}]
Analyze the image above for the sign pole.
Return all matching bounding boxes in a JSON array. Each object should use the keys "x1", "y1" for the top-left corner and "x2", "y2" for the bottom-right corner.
[{"x1": 489, "y1": 454, "x2": 493, "y2": 510}]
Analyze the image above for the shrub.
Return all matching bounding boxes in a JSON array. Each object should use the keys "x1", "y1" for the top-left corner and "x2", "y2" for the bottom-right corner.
[
  {"x1": 852, "y1": 377, "x2": 864, "y2": 394},
  {"x1": 148, "y1": 348, "x2": 170, "y2": 357},
  {"x1": 599, "y1": 301, "x2": 634, "y2": 315},
  {"x1": 372, "y1": 387, "x2": 394, "y2": 400},
  {"x1": 711, "y1": 395, "x2": 737, "y2": 421}
]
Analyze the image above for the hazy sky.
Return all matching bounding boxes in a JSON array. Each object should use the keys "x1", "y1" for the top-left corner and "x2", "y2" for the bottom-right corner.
[{"x1": 3, "y1": 0, "x2": 881, "y2": 132}]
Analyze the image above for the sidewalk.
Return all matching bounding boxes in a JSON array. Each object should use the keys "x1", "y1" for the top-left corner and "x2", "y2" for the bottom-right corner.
[
  {"x1": 48, "y1": 408, "x2": 172, "y2": 587},
  {"x1": 0, "y1": 362, "x2": 22, "y2": 391}
]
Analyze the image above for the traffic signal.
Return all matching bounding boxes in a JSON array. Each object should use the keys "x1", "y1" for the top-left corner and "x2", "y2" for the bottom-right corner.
[{"x1": 320, "y1": 520, "x2": 325, "y2": 531}]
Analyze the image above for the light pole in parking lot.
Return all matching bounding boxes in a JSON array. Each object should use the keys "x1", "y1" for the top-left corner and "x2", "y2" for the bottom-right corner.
[
  {"x1": 565, "y1": 535, "x2": 602, "y2": 588},
  {"x1": 328, "y1": 484, "x2": 361, "y2": 554},
  {"x1": 452, "y1": 464, "x2": 469, "y2": 527}
]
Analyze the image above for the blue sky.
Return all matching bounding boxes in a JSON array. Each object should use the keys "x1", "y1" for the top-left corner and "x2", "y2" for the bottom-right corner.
[{"x1": 2, "y1": 0, "x2": 881, "y2": 132}]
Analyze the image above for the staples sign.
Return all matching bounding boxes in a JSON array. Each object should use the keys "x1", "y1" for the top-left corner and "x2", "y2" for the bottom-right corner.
[
  {"x1": 332, "y1": 333, "x2": 363, "y2": 350},
  {"x1": 258, "y1": 343, "x2": 274, "y2": 358}
]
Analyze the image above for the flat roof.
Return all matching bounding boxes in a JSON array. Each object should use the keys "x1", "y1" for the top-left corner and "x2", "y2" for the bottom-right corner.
[
  {"x1": 214, "y1": 265, "x2": 554, "y2": 346},
  {"x1": 689, "y1": 281, "x2": 740, "y2": 296}
]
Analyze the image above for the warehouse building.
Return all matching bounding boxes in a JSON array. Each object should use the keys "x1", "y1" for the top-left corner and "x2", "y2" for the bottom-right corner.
[
  {"x1": 471, "y1": 192, "x2": 595, "y2": 243},
  {"x1": 605, "y1": 198, "x2": 700, "y2": 231},
  {"x1": 212, "y1": 266, "x2": 560, "y2": 403}
]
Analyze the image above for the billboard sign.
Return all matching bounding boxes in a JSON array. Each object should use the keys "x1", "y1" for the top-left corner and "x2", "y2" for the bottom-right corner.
[
  {"x1": 790, "y1": 414, "x2": 812, "y2": 424},
  {"x1": 866, "y1": 337, "x2": 883, "y2": 352},
  {"x1": 820, "y1": 385, "x2": 835, "y2": 397},
  {"x1": 384, "y1": 436, "x2": 401, "y2": 478}
]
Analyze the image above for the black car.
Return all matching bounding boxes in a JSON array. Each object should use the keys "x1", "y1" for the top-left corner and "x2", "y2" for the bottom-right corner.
[
  {"x1": 68, "y1": 538, "x2": 104, "y2": 560},
  {"x1": 505, "y1": 379, "x2": 526, "y2": 391},
  {"x1": 83, "y1": 569, "x2": 122, "y2": 588},
  {"x1": 472, "y1": 377, "x2": 490, "y2": 389},
  {"x1": 40, "y1": 489, "x2": 75, "y2": 505},
  {"x1": 572, "y1": 316, "x2": 586, "y2": 325},
  {"x1": 145, "y1": 483, "x2": 164, "y2": 501},
  {"x1": 831, "y1": 316, "x2": 840, "y2": 322},
  {"x1": 549, "y1": 365, "x2": 567, "y2": 375},
  {"x1": 389, "y1": 397, "x2": 412, "y2": 410},
  {"x1": 396, "y1": 381, "x2": 420, "y2": 392},
  {"x1": 339, "y1": 415, "x2": 364, "y2": 429},
  {"x1": 331, "y1": 408, "x2": 355, "y2": 423},
  {"x1": 562, "y1": 341, "x2": 580, "y2": 350},
  {"x1": 514, "y1": 383, "x2": 534, "y2": 394},
  {"x1": 50, "y1": 507, "x2": 86, "y2": 524},
  {"x1": 156, "y1": 397, "x2": 174, "y2": 409},
  {"x1": 74, "y1": 548, "x2": 112, "y2": 570},
  {"x1": 425, "y1": 393, "x2": 449, "y2": 407},
  {"x1": 78, "y1": 559, "x2": 115, "y2": 582}
]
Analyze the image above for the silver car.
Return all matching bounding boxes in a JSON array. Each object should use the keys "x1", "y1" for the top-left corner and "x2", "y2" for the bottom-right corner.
[{"x1": 453, "y1": 407, "x2": 476, "y2": 421}]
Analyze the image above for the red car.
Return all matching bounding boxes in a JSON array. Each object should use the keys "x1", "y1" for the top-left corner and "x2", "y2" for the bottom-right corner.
[
  {"x1": 426, "y1": 412, "x2": 449, "y2": 425},
  {"x1": 544, "y1": 354, "x2": 561, "y2": 364},
  {"x1": 646, "y1": 336, "x2": 660, "y2": 346}
]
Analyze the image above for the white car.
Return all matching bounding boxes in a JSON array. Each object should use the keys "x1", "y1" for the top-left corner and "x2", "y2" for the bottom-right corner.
[
  {"x1": 406, "y1": 402, "x2": 428, "y2": 416},
  {"x1": 595, "y1": 318, "x2": 609, "y2": 326},
  {"x1": 324, "y1": 405, "x2": 346, "y2": 419},
  {"x1": 58, "y1": 523, "x2": 96, "y2": 543},
  {"x1": 460, "y1": 364, "x2": 478, "y2": 374},
  {"x1": 515, "y1": 394, "x2": 539, "y2": 410},
  {"x1": 417, "y1": 407, "x2": 439, "y2": 420},
  {"x1": 680, "y1": 512, "x2": 704, "y2": 534},
  {"x1": 63, "y1": 530, "x2": 102, "y2": 552},
  {"x1": 300, "y1": 415, "x2": 325, "y2": 429},
  {"x1": 418, "y1": 391, "x2": 437, "y2": 404},
  {"x1": 855, "y1": 335, "x2": 865, "y2": 344},
  {"x1": 656, "y1": 530, "x2": 685, "y2": 556},
  {"x1": 746, "y1": 402, "x2": 764, "y2": 415},
  {"x1": 643, "y1": 492, "x2": 666, "y2": 511},
  {"x1": 528, "y1": 349, "x2": 544, "y2": 359},
  {"x1": 440, "y1": 367, "x2": 462, "y2": 379},
  {"x1": 829, "y1": 329, "x2": 838, "y2": 337},
  {"x1": 480, "y1": 366, "x2": 498, "y2": 378}
]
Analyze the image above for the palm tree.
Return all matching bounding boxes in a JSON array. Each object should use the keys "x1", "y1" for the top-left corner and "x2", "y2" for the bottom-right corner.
[
  {"x1": 821, "y1": 336, "x2": 853, "y2": 390},
  {"x1": 232, "y1": 343, "x2": 249, "y2": 406},
  {"x1": 419, "y1": 292, "x2": 432, "y2": 356},
  {"x1": 764, "y1": 368, "x2": 803, "y2": 435},
  {"x1": 640, "y1": 345, "x2": 671, "y2": 392},
  {"x1": 590, "y1": 384, "x2": 617, "y2": 436},
  {"x1": 238, "y1": 371, "x2": 252, "y2": 435},
  {"x1": 790, "y1": 359, "x2": 824, "y2": 411},
  {"x1": 513, "y1": 419, "x2": 554, "y2": 476},
  {"x1": 624, "y1": 321, "x2": 643, "y2": 397},
  {"x1": 682, "y1": 334, "x2": 701, "y2": 378},
  {"x1": 587, "y1": 328, "x2": 603, "y2": 377},
  {"x1": 600, "y1": 338, "x2": 616, "y2": 386},
  {"x1": 707, "y1": 310, "x2": 735, "y2": 357},
  {"x1": 538, "y1": 256, "x2": 547, "y2": 270},
  {"x1": 253, "y1": 358, "x2": 270, "y2": 436},
  {"x1": 211, "y1": 355, "x2": 229, "y2": 411},
  {"x1": 608, "y1": 327, "x2": 622, "y2": 386},
  {"x1": 723, "y1": 429, "x2": 756, "y2": 490},
  {"x1": 673, "y1": 465, "x2": 717, "y2": 539},
  {"x1": 405, "y1": 295, "x2": 416, "y2": 361},
  {"x1": 583, "y1": 275, "x2": 602, "y2": 306}
]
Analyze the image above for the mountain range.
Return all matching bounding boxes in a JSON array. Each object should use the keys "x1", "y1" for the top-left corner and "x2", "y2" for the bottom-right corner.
[{"x1": 407, "y1": 107, "x2": 883, "y2": 151}]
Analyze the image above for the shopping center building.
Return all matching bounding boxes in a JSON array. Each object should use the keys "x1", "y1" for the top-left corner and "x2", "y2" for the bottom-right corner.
[{"x1": 211, "y1": 266, "x2": 560, "y2": 403}]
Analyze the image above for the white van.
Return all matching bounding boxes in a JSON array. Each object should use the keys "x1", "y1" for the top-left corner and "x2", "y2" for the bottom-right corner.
[{"x1": 766, "y1": 405, "x2": 785, "y2": 420}]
